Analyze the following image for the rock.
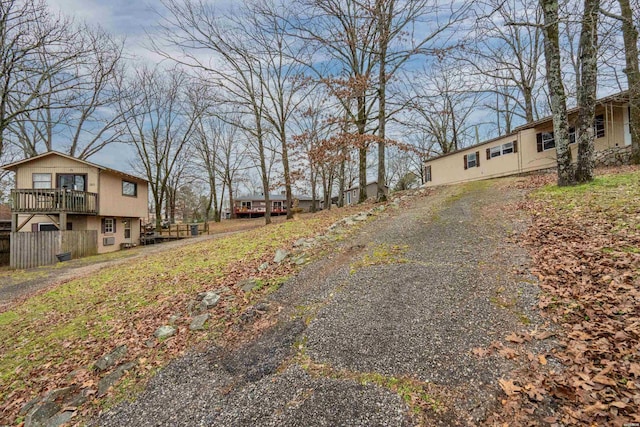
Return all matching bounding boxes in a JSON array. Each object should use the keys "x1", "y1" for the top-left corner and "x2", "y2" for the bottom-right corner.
[
  {"x1": 154, "y1": 325, "x2": 177, "y2": 340},
  {"x1": 273, "y1": 249, "x2": 290, "y2": 264},
  {"x1": 189, "y1": 313, "x2": 210, "y2": 331},
  {"x1": 24, "y1": 401, "x2": 60, "y2": 427},
  {"x1": 239, "y1": 278, "x2": 260, "y2": 292},
  {"x1": 168, "y1": 314, "x2": 181, "y2": 325},
  {"x1": 352, "y1": 214, "x2": 368, "y2": 221},
  {"x1": 44, "y1": 410, "x2": 74, "y2": 427},
  {"x1": 97, "y1": 362, "x2": 136, "y2": 397},
  {"x1": 200, "y1": 292, "x2": 220, "y2": 309},
  {"x1": 293, "y1": 238, "x2": 306, "y2": 247},
  {"x1": 258, "y1": 262, "x2": 270, "y2": 271},
  {"x1": 186, "y1": 300, "x2": 204, "y2": 316},
  {"x1": 94, "y1": 345, "x2": 127, "y2": 371},
  {"x1": 343, "y1": 218, "x2": 356, "y2": 226},
  {"x1": 19, "y1": 397, "x2": 41, "y2": 417},
  {"x1": 292, "y1": 255, "x2": 307, "y2": 265}
]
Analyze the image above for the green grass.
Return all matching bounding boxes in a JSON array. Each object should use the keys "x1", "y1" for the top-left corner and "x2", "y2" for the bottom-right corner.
[{"x1": 0, "y1": 208, "x2": 364, "y2": 422}]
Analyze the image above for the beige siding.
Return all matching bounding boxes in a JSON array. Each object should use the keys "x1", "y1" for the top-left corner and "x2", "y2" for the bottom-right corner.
[
  {"x1": 90, "y1": 216, "x2": 142, "y2": 254},
  {"x1": 424, "y1": 102, "x2": 629, "y2": 187},
  {"x1": 15, "y1": 157, "x2": 99, "y2": 191},
  {"x1": 98, "y1": 171, "x2": 148, "y2": 219},
  {"x1": 16, "y1": 214, "x2": 88, "y2": 232}
]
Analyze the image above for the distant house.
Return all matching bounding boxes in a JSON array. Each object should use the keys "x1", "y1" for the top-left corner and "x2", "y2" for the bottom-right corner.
[
  {"x1": 233, "y1": 193, "x2": 321, "y2": 218},
  {"x1": 343, "y1": 181, "x2": 389, "y2": 206},
  {"x1": 1, "y1": 151, "x2": 149, "y2": 257},
  {"x1": 422, "y1": 92, "x2": 632, "y2": 187}
]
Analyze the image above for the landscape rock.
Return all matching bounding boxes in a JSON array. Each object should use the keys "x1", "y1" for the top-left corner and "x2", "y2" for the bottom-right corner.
[
  {"x1": 199, "y1": 292, "x2": 220, "y2": 309},
  {"x1": 24, "y1": 401, "x2": 60, "y2": 427},
  {"x1": 154, "y1": 325, "x2": 177, "y2": 340},
  {"x1": 97, "y1": 362, "x2": 137, "y2": 397},
  {"x1": 258, "y1": 262, "x2": 270, "y2": 271},
  {"x1": 273, "y1": 249, "x2": 290, "y2": 264},
  {"x1": 292, "y1": 255, "x2": 307, "y2": 265},
  {"x1": 239, "y1": 278, "x2": 260, "y2": 292},
  {"x1": 43, "y1": 410, "x2": 74, "y2": 427},
  {"x1": 189, "y1": 313, "x2": 210, "y2": 331},
  {"x1": 168, "y1": 314, "x2": 181, "y2": 325},
  {"x1": 94, "y1": 345, "x2": 127, "y2": 371},
  {"x1": 293, "y1": 238, "x2": 306, "y2": 247}
]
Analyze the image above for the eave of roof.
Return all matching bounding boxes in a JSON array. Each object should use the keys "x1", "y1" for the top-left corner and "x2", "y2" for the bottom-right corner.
[{"x1": 0, "y1": 151, "x2": 149, "y2": 183}]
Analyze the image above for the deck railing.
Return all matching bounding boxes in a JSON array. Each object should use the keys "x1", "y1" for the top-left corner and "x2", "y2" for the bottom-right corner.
[{"x1": 11, "y1": 189, "x2": 98, "y2": 214}]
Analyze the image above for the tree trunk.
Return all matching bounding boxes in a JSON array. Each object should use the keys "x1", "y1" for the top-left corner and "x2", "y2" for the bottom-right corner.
[
  {"x1": 575, "y1": 0, "x2": 599, "y2": 183},
  {"x1": 376, "y1": 0, "x2": 388, "y2": 203},
  {"x1": 618, "y1": 0, "x2": 640, "y2": 164},
  {"x1": 540, "y1": 0, "x2": 574, "y2": 186},
  {"x1": 280, "y1": 127, "x2": 293, "y2": 220},
  {"x1": 357, "y1": 95, "x2": 368, "y2": 203}
]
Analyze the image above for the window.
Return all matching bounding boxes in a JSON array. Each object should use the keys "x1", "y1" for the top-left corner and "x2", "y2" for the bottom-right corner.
[
  {"x1": 103, "y1": 218, "x2": 114, "y2": 234},
  {"x1": 536, "y1": 132, "x2": 555, "y2": 152},
  {"x1": 57, "y1": 174, "x2": 86, "y2": 191},
  {"x1": 594, "y1": 114, "x2": 605, "y2": 138},
  {"x1": 122, "y1": 180, "x2": 137, "y2": 197},
  {"x1": 39, "y1": 223, "x2": 58, "y2": 231},
  {"x1": 123, "y1": 219, "x2": 131, "y2": 239},
  {"x1": 273, "y1": 201, "x2": 283, "y2": 211},
  {"x1": 241, "y1": 201, "x2": 252, "y2": 210},
  {"x1": 464, "y1": 151, "x2": 479, "y2": 169},
  {"x1": 490, "y1": 146, "x2": 502, "y2": 158},
  {"x1": 501, "y1": 141, "x2": 514, "y2": 154},
  {"x1": 346, "y1": 192, "x2": 351, "y2": 205},
  {"x1": 424, "y1": 165, "x2": 432, "y2": 183},
  {"x1": 33, "y1": 173, "x2": 52, "y2": 189},
  {"x1": 569, "y1": 127, "x2": 576, "y2": 144}
]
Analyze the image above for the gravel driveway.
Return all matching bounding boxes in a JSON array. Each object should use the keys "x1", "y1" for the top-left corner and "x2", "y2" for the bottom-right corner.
[{"x1": 95, "y1": 179, "x2": 542, "y2": 426}]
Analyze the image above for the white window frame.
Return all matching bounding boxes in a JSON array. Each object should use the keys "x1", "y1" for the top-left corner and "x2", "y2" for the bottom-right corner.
[
  {"x1": 490, "y1": 146, "x2": 502, "y2": 158},
  {"x1": 542, "y1": 132, "x2": 555, "y2": 150},
  {"x1": 466, "y1": 152, "x2": 477, "y2": 168},
  {"x1": 104, "y1": 218, "x2": 114, "y2": 234},
  {"x1": 501, "y1": 142, "x2": 514, "y2": 154},
  {"x1": 241, "y1": 201, "x2": 252, "y2": 210},
  {"x1": 273, "y1": 201, "x2": 283, "y2": 210},
  {"x1": 595, "y1": 114, "x2": 605, "y2": 138},
  {"x1": 33, "y1": 173, "x2": 52, "y2": 189},
  {"x1": 123, "y1": 219, "x2": 131, "y2": 239}
]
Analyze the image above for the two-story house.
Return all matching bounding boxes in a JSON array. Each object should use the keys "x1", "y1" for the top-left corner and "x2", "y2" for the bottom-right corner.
[{"x1": 1, "y1": 151, "x2": 149, "y2": 255}]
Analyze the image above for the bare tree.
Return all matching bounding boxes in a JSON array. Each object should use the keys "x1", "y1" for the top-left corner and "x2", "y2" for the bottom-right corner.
[
  {"x1": 0, "y1": 0, "x2": 82, "y2": 157},
  {"x1": 575, "y1": 0, "x2": 600, "y2": 182},
  {"x1": 155, "y1": 0, "x2": 277, "y2": 224},
  {"x1": 467, "y1": 0, "x2": 544, "y2": 128},
  {"x1": 8, "y1": 23, "x2": 129, "y2": 159},
  {"x1": 121, "y1": 67, "x2": 202, "y2": 229}
]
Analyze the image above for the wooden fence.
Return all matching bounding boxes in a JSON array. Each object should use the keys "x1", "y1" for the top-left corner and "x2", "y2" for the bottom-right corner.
[
  {"x1": 156, "y1": 222, "x2": 210, "y2": 238},
  {"x1": 0, "y1": 235, "x2": 9, "y2": 266},
  {"x1": 10, "y1": 230, "x2": 98, "y2": 269}
]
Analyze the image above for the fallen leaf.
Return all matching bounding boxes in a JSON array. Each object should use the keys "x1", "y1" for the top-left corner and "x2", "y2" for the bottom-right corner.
[{"x1": 498, "y1": 378, "x2": 521, "y2": 396}]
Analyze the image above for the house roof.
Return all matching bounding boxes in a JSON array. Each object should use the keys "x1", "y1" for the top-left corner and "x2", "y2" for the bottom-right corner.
[
  {"x1": 235, "y1": 194, "x2": 319, "y2": 202},
  {"x1": 0, "y1": 151, "x2": 148, "y2": 183},
  {"x1": 424, "y1": 90, "x2": 629, "y2": 164}
]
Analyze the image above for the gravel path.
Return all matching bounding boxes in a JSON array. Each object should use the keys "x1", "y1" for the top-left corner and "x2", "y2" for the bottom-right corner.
[{"x1": 95, "y1": 179, "x2": 542, "y2": 426}]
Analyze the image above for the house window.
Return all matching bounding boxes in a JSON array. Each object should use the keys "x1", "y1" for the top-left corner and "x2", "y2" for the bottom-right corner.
[
  {"x1": 346, "y1": 192, "x2": 351, "y2": 205},
  {"x1": 123, "y1": 219, "x2": 131, "y2": 239},
  {"x1": 569, "y1": 127, "x2": 576, "y2": 144},
  {"x1": 57, "y1": 174, "x2": 86, "y2": 191},
  {"x1": 104, "y1": 218, "x2": 114, "y2": 234},
  {"x1": 537, "y1": 132, "x2": 555, "y2": 152},
  {"x1": 490, "y1": 146, "x2": 502, "y2": 158},
  {"x1": 594, "y1": 114, "x2": 605, "y2": 138},
  {"x1": 33, "y1": 173, "x2": 52, "y2": 189},
  {"x1": 241, "y1": 201, "x2": 252, "y2": 210},
  {"x1": 501, "y1": 141, "x2": 514, "y2": 154},
  {"x1": 39, "y1": 223, "x2": 58, "y2": 231},
  {"x1": 464, "y1": 151, "x2": 479, "y2": 169},
  {"x1": 122, "y1": 180, "x2": 137, "y2": 197},
  {"x1": 273, "y1": 201, "x2": 283, "y2": 211},
  {"x1": 424, "y1": 165, "x2": 432, "y2": 182}
]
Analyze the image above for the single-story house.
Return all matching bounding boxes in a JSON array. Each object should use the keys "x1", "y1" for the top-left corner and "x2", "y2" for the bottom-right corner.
[
  {"x1": 233, "y1": 193, "x2": 321, "y2": 218},
  {"x1": 422, "y1": 91, "x2": 632, "y2": 187},
  {"x1": 343, "y1": 181, "x2": 389, "y2": 205}
]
